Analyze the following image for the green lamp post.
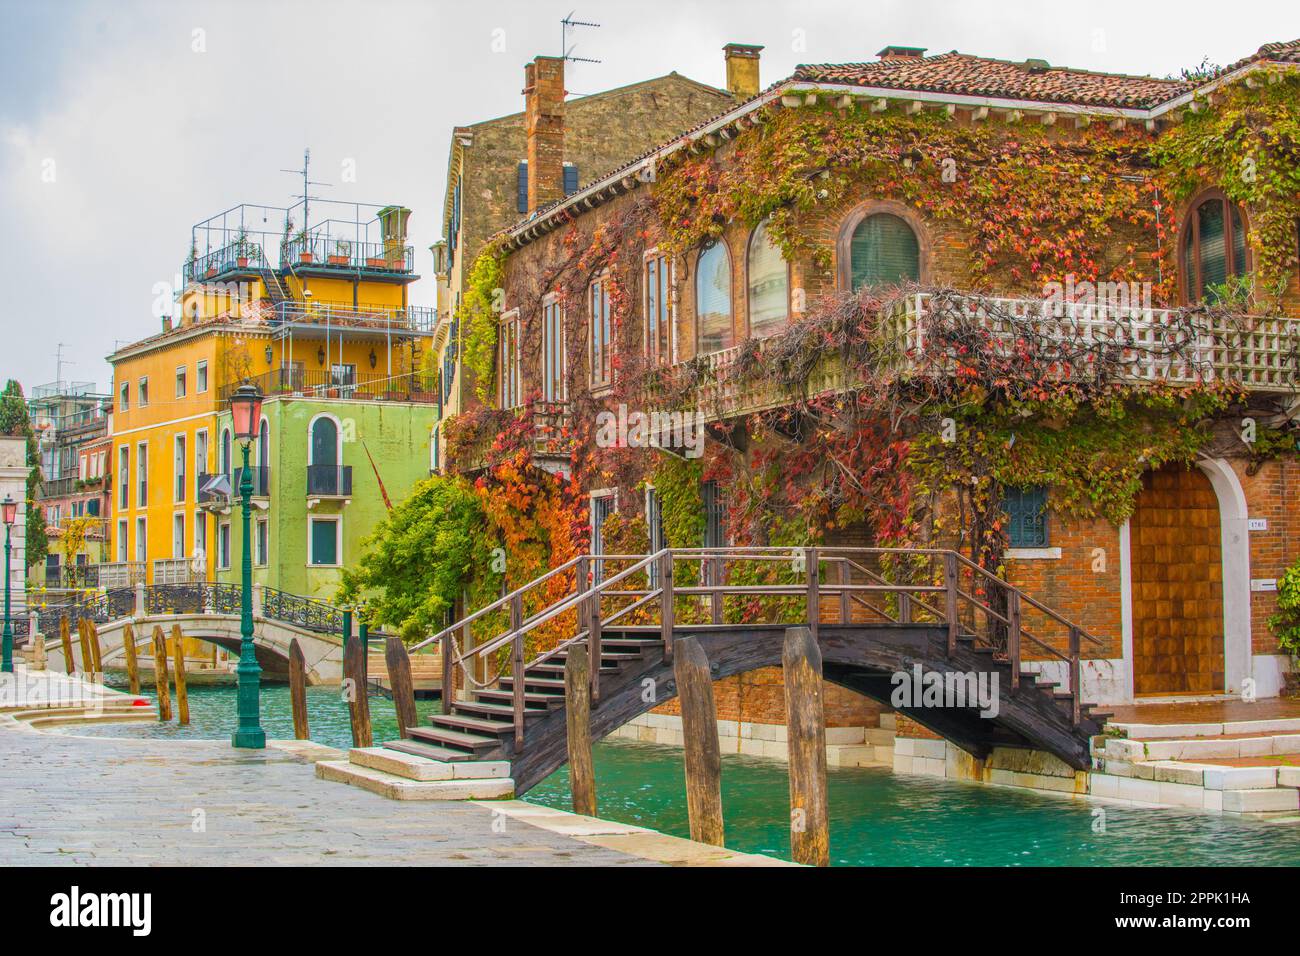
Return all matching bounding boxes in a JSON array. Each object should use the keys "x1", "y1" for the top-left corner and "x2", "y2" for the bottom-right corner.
[
  {"x1": 229, "y1": 384, "x2": 266, "y2": 748},
  {"x1": 2, "y1": 494, "x2": 16, "y2": 674}
]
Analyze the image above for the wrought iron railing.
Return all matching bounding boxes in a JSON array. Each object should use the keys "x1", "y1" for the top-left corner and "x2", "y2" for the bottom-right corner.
[
  {"x1": 306, "y1": 464, "x2": 352, "y2": 497},
  {"x1": 281, "y1": 237, "x2": 413, "y2": 273},
  {"x1": 185, "y1": 240, "x2": 268, "y2": 282},
  {"x1": 217, "y1": 367, "x2": 439, "y2": 404},
  {"x1": 36, "y1": 588, "x2": 134, "y2": 635},
  {"x1": 261, "y1": 587, "x2": 343, "y2": 634},
  {"x1": 269, "y1": 300, "x2": 436, "y2": 333},
  {"x1": 143, "y1": 582, "x2": 242, "y2": 616}
]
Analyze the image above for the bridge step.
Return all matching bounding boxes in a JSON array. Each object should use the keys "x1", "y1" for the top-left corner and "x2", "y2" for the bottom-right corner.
[
  {"x1": 349, "y1": 747, "x2": 511, "y2": 781},
  {"x1": 382, "y1": 738, "x2": 478, "y2": 762},
  {"x1": 529, "y1": 661, "x2": 621, "y2": 675},
  {"x1": 408, "y1": 726, "x2": 500, "y2": 753},
  {"x1": 455, "y1": 700, "x2": 548, "y2": 720},
  {"x1": 429, "y1": 713, "x2": 516, "y2": 736},
  {"x1": 315, "y1": 760, "x2": 514, "y2": 800},
  {"x1": 475, "y1": 688, "x2": 563, "y2": 708},
  {"x1": 500, "y1": 675, "x2": 565, "y2": 690}
]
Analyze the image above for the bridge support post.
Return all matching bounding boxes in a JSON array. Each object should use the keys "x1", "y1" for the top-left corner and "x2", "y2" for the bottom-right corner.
[
  {"x1": 660, "y1": 551, "x2": 674, "y2": 665},
  {"x1": 564, "y1": 643, "x2": 597, "y2": 818},
  {"x1": 77, "y1": 619, "x2": 94, "y2": 681},
  {"x1": 943, "y1": 552, "x2": 960, "y2": 656},
  {"x1": 289, "y1": 638, "x2": 310, "y2": 739},
  {"x1": 88, "y1": 621, "x2": 103, "y2": 678},
  {"x1": 674, "y1": 636, "x2": 724, "y2": 846},
  {"x1": 1008, "y1": 591, "x2": 1022, "y2": 690},
  {"x1": 511, "y1": 593, "x2": 525, "y2": 751},
  {"x1": 782, "y1": 626, "x2": 829, "y2": 867}
]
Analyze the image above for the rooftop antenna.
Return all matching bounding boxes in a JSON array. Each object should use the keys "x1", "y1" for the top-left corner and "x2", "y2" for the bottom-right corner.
[
  {"x1": 54, "y1": 343, "x2": 73, "y2": 389},
  {"x1": 561, "y1": 11, "x2": 601, "y2": 64},
  {"x1": 280, "y1": 148, "x2": 332, "y2": 235}
]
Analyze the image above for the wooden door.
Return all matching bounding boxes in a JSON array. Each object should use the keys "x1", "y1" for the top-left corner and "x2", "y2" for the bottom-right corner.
[{"x1": 1130, "y1": 466, "x2": 1225, "y2": 695}]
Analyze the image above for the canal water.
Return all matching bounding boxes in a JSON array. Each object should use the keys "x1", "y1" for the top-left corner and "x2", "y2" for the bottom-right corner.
[{"x1": 73, "y1": 680, "x2": 1300, "y2": 866}]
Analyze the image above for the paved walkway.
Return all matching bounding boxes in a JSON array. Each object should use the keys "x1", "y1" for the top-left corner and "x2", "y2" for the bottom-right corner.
[
  {"x1": 1107, "y1": 698, "x2": 1300, "y2": 725},
  {"x1": 0, "y1": 726, "x2": 653, "y2": 866}
]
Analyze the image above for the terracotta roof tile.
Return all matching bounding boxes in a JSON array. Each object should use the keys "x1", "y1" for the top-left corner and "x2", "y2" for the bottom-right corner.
[{"x1": 793, "y1": 51, "x2": 1190, "y2": 109}]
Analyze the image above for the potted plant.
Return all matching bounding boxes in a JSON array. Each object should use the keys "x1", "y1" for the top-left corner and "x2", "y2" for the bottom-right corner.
[
  {"x1": 234, "y1": 228, "x2": 252, "y2": 268},
  {"x1": 293, "y1": 229, "x2": 314, "y2": 264},
  {"x1": 328, "y1": 240, "x2": 351, "y2": 267}
]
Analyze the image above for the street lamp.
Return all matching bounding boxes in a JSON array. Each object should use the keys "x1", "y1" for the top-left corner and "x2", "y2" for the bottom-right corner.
[
  {"x1": 229, "y1": 384, "x2": 265, "y2": 748},
  {"x1": 2, "y1": 495, "x2": 16, "y2": 674}
]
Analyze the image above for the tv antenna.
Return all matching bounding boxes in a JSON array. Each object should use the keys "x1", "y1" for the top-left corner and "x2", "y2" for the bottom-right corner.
[
  {"x1": 280, "y1": 148, "x2": 332, "y2": 233},
  {"x1": 561, "y1": 11, "x2": 601, "y2": 64},
  {"x1": 54, "y1": 343, "x2": 73, "y2": 388}
]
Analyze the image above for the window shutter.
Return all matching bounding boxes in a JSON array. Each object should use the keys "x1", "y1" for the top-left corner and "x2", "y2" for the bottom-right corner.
[
  {"x1": 563, "y1": 164, "x2": 579, "y2": 195},
  {"x1": 517, "y1": 162, "x2": 528, "y2": 213},
  {"x1": 849, "y1": 213, "x2": 921, "y2": 290}
]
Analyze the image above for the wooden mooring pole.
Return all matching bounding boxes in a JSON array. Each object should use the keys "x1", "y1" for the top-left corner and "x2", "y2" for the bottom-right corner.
[
  {"x1": 77, "y1": 619, "x2": 93, "y2": 679},
  {"x1": 151, "y1": 625, "x2": 172, "y2": 722},
  {"x1": 288, "y1": 638, "x2": 310, "y2": 740},
  {"x1": 782, "y1": 626, "x2": 829, "y2": 867},
  {"x1": 122, "y1": 622, "x2": 140, "y2": 695},
  {"x1": 343, "y1": 629, "x2": 372, "y2": 748},
  {"x1": 674, "y1": 636, "x2": 724, "y2": 846},
  {"x1": 564, "y1": 643, "x2": 597, "y2": 818},
  {"x1": 385, "y1": 637, "x2": 418, "y2": 739},
  {"x1": 59, "y1": 617, "x2": 75, "y2": 676},
  {"x1": 171, "y1": 624, "x2": 190, "y2": 725},
  {"x1": 88, "y1": 621, "x2": 103, "y2": 678}
]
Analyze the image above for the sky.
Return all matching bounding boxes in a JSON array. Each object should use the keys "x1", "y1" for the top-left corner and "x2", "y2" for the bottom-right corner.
[{"x1": 1, "y1": 0, "x2": 1298, "y2": 394}]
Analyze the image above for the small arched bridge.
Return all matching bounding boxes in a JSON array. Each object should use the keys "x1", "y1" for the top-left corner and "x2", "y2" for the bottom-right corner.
[
  {"x1": 33, "y1": 584, "x2": 347, "y2": 684},
  {"x1": 394, "y1": 547, "x2": 1111, "y2": 794}
]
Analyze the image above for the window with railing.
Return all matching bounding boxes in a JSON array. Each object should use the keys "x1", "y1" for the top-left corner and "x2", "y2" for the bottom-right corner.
[{"x1": 1002, "y1": 486, "x2": 1049, "y2": 548}]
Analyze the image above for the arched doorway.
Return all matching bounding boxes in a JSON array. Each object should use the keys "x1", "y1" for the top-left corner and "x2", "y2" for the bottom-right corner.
[{"x1": 1130, "y1": 465, "x2": 1225, "y2": 695}]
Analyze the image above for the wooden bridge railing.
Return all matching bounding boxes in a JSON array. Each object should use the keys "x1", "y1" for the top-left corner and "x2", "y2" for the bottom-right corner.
[{"x1": 409, "y1": 546, "x2": 1106, "y2": 750}]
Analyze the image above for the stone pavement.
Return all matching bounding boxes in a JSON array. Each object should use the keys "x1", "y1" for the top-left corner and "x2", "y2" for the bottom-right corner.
[{"x1": 0, "y1": 725, "x2": 655, "y2": 866}]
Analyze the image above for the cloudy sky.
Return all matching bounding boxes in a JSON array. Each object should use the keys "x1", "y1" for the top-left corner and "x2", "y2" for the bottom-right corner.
[{"x1": 2, "y1": 0, "x2": 1297, "y2": 393}]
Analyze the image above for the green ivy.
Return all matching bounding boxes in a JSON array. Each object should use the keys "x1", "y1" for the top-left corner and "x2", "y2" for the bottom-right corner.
[
  {"x1": 460, "y1": 248, "x2": 506, "y2": 403},
  {"x1": 1271, "y1": 557, "x2": 1300, "y2": 660}
]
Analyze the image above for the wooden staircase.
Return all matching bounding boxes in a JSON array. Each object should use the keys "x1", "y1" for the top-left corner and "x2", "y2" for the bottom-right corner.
[{"x1": 322, "y1": 548, "x2": 1109, "y2": 797}]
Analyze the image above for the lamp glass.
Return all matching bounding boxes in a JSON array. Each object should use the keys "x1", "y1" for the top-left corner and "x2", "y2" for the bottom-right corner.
[
  {"x1": 0, "y1": 496, "x2": 15, "y2": 527},
  {"x1": 230, "y1": 385, "x2": 264, "y2": 442}
]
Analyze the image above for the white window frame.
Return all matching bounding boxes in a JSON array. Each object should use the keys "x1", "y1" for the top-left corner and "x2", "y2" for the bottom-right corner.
[
  {"x1": 172, "y1": 511, "x2": 186, "y2": 559},
  {"x1": 135, "y1": 516, "x2": 147, "y2": 565},
  {"x1": 119, "y1": 381, "x2": 129, "y2": 412},
  {"x1": 218, "y1": 521, "x2": 231, "y2": 570},
  {"x1": 255, "y1": 516, "x2": 269, "y2": 567},
  {"x1": 196, "y1": 360, "x2": 209, "y2": 394},
  {"x1": 117, "y1": 519, "x2": 128, "y2": 563},
  {"x1": 118, "y1": 445, "x2": 130, "y2": 510},
  {"x1": 194, "y1": 428, "x2": 208, "y2": 500},
  {"x1": 138, "y1": 377, "x2": 149, "y2": 407},
  {"x1": 541, "y1": 293, "x2": 567, "y2": 403},
  {"x1": 643, "y1": 249, "x2": 677, "y2": 366},
  {"x1": 498, "y1": 309, "x2": 522, "y2": 409},
  {"x1": 174, "y1": 365, "x2": 187, "y2": 399},
  {"x1": 173, "y1": 433, "x2": 186, "y2": 503},
  {"x1": 307, "y1": 515, "x2": 343, "y2": 568},
  {"x1": 136, "y1": 441, "x2": 148, "y2": 507}
]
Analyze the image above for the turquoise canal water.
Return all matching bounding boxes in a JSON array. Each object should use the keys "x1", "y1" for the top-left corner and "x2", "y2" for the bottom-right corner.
[{"x1": 74, "y1": 680, "x2": 1300, "y2": 866}]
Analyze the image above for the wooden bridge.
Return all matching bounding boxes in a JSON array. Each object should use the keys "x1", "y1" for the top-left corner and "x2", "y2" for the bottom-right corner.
[{"x1": 389, "y1": 547, "x2": 1110, "y2": 794}]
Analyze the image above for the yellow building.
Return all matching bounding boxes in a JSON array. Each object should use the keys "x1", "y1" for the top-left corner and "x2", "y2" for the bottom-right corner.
[{"x1": 106, "y1": 198, "x2": 434, "y2": 586}]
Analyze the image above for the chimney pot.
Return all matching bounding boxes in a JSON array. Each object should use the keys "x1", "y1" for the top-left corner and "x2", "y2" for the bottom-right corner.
[{"x1": 723, "y1": 43, "x2": 763, "y2": 98}]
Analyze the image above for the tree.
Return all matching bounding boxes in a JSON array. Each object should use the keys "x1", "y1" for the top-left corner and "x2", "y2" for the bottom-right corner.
[
  {"x1": 0, "y1": 380, "x2": 47, "y2": 571},
  {"x1": 337, "y1": 474, "x2": 489, "y2": 639}
]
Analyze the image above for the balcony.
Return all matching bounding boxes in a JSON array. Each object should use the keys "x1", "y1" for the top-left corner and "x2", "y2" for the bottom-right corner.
[
  {"x1": 197, "y1": 471, "x2": 230, "y2": 505},
  {"x1": 307, "y1": 464, "x2": 352, "y2": 498},
  {"x1": 218, "y1": 367, "x2": 440, "y2": 405},
  {"x1": 268, "y1": 300, "x2": 436, "y2": 335},
  {"x1": 281, "y1": 237, "x2": 414, "y2": 275},
  {"x1": 640, "y1": 292, "x2": 1300, "y2": 423},
  {"x1": 233, "y1": 465, "x2": 271, "y2": 497}
]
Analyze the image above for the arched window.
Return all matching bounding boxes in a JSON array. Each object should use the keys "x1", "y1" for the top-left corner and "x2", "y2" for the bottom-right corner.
[
  {"x1": 257, "y1": 418, "x2": 270, "y2": 467},
  {"x1": 847, "y1": 212, "x2": 921, "y2": 290},
  {"x1": 747, "y1": 218, "x2": 789, "y2": 338},
  {"x1": 1182, "y1": 193, "x2": 1248, "y2": 303},
  {"x1": 310, "y1": 416, "x2": 338, "y2": 466},
  {"x1": 219, "y1": 428, "x2": 231, "y2": 477},
  {"x1": 695, "y1": 241, "x2": 734, "y2": 355}
]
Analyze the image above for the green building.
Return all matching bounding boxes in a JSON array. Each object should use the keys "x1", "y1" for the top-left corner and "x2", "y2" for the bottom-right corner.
[{"x1": 210, "y1": 396, "x2": 437, "y2": 601}]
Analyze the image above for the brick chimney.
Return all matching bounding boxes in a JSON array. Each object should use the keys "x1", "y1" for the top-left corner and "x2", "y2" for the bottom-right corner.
[
  {"x1": 723, "y1": 43, "x2": 763, "y2": 98},
  {"x1": 524, "y1": 56, "x2": 565, "y2": 214},
  {"x1": 877, "y1": 45, "x2": 927, "y2": 62}
]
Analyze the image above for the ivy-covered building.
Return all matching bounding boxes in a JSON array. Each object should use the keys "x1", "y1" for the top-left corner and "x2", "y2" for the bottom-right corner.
[{"x1": 437, "y1": 38, "x2": 1300, "y2": 731}]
